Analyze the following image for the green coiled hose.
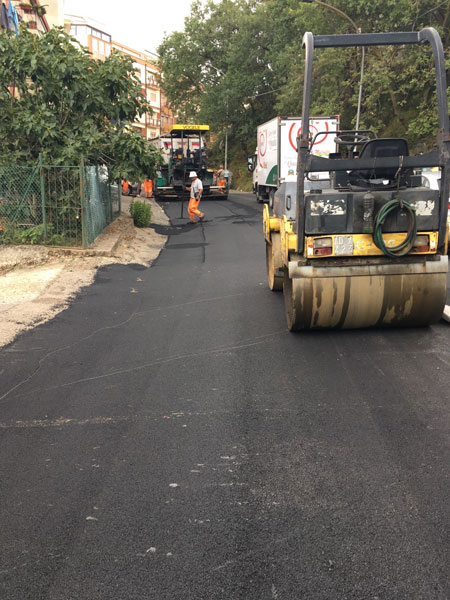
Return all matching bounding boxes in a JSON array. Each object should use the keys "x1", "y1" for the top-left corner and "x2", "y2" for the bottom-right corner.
[{"x1": 373, "y1": 198, "x2": 417, "y2": 257}]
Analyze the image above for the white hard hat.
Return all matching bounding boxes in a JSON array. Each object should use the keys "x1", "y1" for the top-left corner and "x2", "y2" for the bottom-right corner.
[{"x1": 189, "y1": 171, "x2": 197, "y2": 178}]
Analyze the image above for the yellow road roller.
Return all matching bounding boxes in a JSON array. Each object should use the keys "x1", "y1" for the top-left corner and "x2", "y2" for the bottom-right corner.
[{"x1": 263, "y1": 28, "x2": 449, "y2": 330}]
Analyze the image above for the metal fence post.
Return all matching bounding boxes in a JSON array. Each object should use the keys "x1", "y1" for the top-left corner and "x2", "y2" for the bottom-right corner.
[
  {"x1": 108, "y1": 181, "x2": 113, "y2": 223},
  {"x1": 39, "y1": 153, "x2": 47, "y2": 239},
  {"x1": 80, "y1": 158, "x2": 88, "y2": 248}
]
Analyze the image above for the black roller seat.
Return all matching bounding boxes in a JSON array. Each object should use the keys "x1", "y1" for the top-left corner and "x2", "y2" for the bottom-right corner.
[{"x1": 350, "y1": 138, "x2": 409, "y2": 183}]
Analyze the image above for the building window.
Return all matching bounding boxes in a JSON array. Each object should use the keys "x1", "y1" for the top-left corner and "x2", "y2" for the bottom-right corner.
[
  {"x1": 92, "y1": 38, "x2": 98, "y2": 53},
  {"x1": 150, "y1": 92, "x2": 156, "y2": 102}
]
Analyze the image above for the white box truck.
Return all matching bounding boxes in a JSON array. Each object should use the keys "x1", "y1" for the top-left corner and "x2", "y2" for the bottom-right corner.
[{"x1": 253, "y1": 115, "x2": 339, "y2": 203}]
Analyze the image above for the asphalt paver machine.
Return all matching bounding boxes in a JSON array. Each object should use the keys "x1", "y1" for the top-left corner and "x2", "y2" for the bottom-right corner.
[
  {"x1": 154, "y1": 124, "x2": 228, "y2": 200},
  {"x1": 264, "y1": 28, "x2": 450, "y2": 330}
]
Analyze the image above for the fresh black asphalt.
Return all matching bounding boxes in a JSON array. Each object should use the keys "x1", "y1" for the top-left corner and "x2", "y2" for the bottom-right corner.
[{"x1": 1, "y1": 192, "x2": 450, "y2": 599}]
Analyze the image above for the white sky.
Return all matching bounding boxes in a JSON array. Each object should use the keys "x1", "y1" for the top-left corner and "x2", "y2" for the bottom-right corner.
[{"x1": 64, "y1": 0, "x2": 196, "y2": 54}]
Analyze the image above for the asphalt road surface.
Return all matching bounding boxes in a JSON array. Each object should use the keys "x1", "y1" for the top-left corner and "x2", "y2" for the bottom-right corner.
[{"x1": 2, "y1": 192, "x2": 450, "y2": 600}]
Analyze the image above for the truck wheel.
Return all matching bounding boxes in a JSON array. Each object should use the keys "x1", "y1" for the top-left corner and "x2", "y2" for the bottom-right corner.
[
  {"x1": 269, "y1": 189, "x2": 275, "y2": 209},
  {"x1": 256, "y1": 187, "x2": 263, "y2": 203}
]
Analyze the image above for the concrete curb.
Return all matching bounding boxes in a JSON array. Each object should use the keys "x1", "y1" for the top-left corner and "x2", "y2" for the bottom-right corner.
[{"x1": 87, "y1": 215, "x2": 135, "y2": 257}]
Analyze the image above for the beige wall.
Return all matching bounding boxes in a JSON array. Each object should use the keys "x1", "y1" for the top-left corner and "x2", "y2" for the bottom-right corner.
[
  {"x1": 44, "y1": 0, "x2": 63, "y2": 28},
  {"x1": 147, "y1": 88, "x2": 160, "y2": 108}
]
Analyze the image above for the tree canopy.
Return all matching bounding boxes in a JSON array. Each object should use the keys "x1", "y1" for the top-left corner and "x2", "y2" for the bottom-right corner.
[
  {"x1": 0, "y1": 28, "x2": 161, "y2": 180},
  {"x1": 158, "y1": 0, "x2": 450, "y2": 156}
]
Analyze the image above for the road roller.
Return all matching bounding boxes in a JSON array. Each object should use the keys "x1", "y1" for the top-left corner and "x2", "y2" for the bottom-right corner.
[{"x1": 263, "y1": 28, "x2": 450, "y2": 330}]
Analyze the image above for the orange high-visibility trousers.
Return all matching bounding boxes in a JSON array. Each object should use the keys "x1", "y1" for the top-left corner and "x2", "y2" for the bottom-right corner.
[
  {"x1": 144, "y1": 179, "x2": 153, "y2": 198},
  {"x1": 188, "y1": 196, "x2": 204, "y2": 222}
]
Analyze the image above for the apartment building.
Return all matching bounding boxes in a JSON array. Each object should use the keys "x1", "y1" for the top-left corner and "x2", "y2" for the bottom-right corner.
[
  {"x1": 65, "y1": 14, "x2": 111, "y2": 59},
  {"x1": 112, "y1": 40, "x2": 160, "y2": 139},
  {"x1": 65, "y1": 14, "x2": 175, "y2": 140},
  {"x1": 160, "y1": 91, "x2": 176, "y2": 135}
]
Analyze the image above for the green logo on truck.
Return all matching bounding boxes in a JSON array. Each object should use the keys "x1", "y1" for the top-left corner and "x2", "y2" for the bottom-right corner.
[{"x1": 265, "y1": 165, "x2": 277, "y2": 185}]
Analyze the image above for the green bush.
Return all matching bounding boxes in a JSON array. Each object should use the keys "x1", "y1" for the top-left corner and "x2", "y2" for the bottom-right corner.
[
  {"x1": 0, "y1": 222, "x2": 79, "y2": 246},
  {"x1": 0, "y1": 223, "x2": 48, "y2": 245},
  {"x1": 129, "y1": 200, "x2": 152, "y2": 227}
]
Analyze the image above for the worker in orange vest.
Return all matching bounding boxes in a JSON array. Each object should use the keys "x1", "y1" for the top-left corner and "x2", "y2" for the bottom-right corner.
[
  {"x1": 122, "y1": 180, "x2": 129, "y2": 195},
  {"x1": 144, "y1": 179, "x2": 153, "y2": 198},
  {"x1": 217, "y1": 164, "x2": 226, "y2": 188},
  {"x1": 187, "y1": 171, "x2": 204, "y2": 223}
]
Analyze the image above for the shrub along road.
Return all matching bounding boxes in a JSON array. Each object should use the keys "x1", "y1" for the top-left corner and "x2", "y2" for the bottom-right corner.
[{"x1": 1, "y1": 192, "x2": 450, "y2": 599}]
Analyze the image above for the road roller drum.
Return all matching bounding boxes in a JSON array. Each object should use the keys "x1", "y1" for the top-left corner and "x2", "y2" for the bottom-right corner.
[{"x1": 283, "y1": 258, "x2": 448, "y2": 330}]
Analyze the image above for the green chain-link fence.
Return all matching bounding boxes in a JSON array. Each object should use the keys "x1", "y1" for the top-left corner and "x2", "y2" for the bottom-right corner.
[{"x1": 0, "y1": 158, "x2": 121, "y2": 248}]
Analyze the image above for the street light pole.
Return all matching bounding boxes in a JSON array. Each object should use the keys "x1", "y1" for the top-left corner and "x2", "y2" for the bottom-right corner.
[
  {"x1": 312, "y1": 0, "x2": 359, "y2": 30},
  {"x1": 224, "y1": 93, "x2": 229, "y2": 170},
  {"x1": 301, "y1": 0, "x2": 365, "y2": 131},
  {"x1": 224, "y1": 130, "x2": 228, "y2": 170}
]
